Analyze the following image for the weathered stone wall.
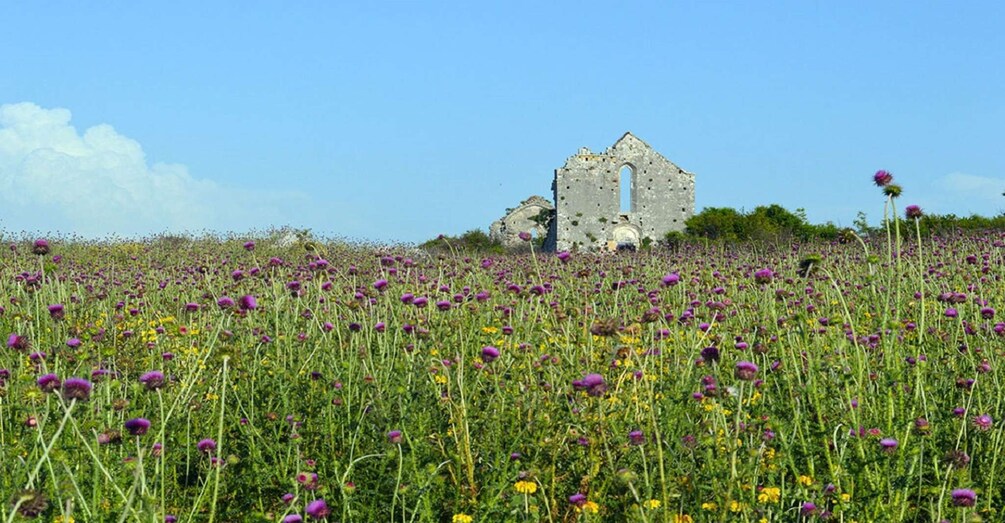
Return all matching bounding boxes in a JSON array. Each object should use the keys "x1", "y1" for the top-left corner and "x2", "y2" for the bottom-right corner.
[
  {"x1": 552, "y1": 133, "x2": 694, "y2": 251},
  {"x1": 489, "y1": 195, "x2": 554, "y2": 249}
]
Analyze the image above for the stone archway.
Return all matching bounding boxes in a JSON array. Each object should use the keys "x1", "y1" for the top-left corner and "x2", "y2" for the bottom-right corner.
[{"x1": 610, "y1": 223, "x2": 641, "y2": 251}]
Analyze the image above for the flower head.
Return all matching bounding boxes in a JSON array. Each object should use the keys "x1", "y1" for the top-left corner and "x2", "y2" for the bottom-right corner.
[
  {"x1": 238, "y1": 295, "x2": 258, "y2": 311},
  {"x1": 753, "y1": 268, "x2": 773, "y2": 284},
  {"x1": 197, "y1": 438, "x2": 217, "y2": 454},
  {"x1": 125, "y1": 418, "x2": 151, "y2": 436},
  {"x1": 973, "y1": 414, "x2": 993, "y2": 431},
  {"x1": 47, "y1": 304, "x2": 65, "y2": 320},
  {"x1": 734, "y1": 361, "x2": 758, "y2": 381},
  {"x1": 883, "y1": 184, "x2": 903, "y2": 198},
  {"x1": 10, "y1": 489, "x2": 47, "y2": 518},
  {"x1": 951, "y1": 488, "x2": 977, "y2": 507},
  {"x1": 879, "y1": 438, "x2": 898, "y2": 453},
  {"x1": 905, "y1": 205, "x2": 923, "y2": 219},
  {"x1": 481, "y1": 346, "x2": 500, "y2": 363},
  {"x1": 7, "y1": 333, "x2": 29, "y2": 351},
  {"x1": 518, "y1": 231, "x2": 532, "y2": 241},
  {"x1": 572, "y1": 373, "x2": 607, "y2": 397},
  {"x1": 515, "y1": 480, "x2": 537, "y2": 494},
  {"x1": 62, "y1": 377, "x2": 93, "y2": 401},
  {"x1": 387, "y1": 430, "x2": 403, "y2": 444},
  {"x1": 139, "y1": 371, "x2": 166, "y2": 390},
  {"x1": 37, "y1": 373, "x2": 61, "y2": 393},
  {"x1": 628, "y1": 430, "x2": 645, "y2": 445},
  {"x1": 32, "y1": 239, "x2": 50, "y2": 256},
  {"x1": 305, "y1": 498, "x2": 330, "y2": 519},
  {"x1": 873, "y1": 170, "x2": 893, "y2": 187}
]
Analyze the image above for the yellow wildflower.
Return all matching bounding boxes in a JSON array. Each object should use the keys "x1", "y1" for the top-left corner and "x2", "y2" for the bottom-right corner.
[
  {"x1": 452, "y1": 514, "x2": 473, "y2": 523},
  {"x1": 434, "y1": 375, "x2": 448, "y2": 384},
  {"x1": 797, "y1": 475, "x2": 813, "y2": 486},
  {"x1": 701, "y1": 502, "x2": 717, "y2": 511},
  {"x1": 840, "y1": 493, "x2": 851, "y2": 502},
  {"x1": 672, "y1": 515, "x2": 693, "y2": 523},
  {"x1": 582, "y1": 501, "x2": 599, "y2": 513},
  {"x1": 644, "y1": 499, "x2": 661, "y2": 510},
  {"x1": 514, "y1": 481, "x2": 537, "y2": 494},
  {"x1": 728, "y1": 500, "x2": 746, "y2": 513},
  {"x1": 481, "y1": 326, "x2": 498, "y2": 334},
  {"x1": 758, "y1": 487, "x2": 781, "y2": 503}
]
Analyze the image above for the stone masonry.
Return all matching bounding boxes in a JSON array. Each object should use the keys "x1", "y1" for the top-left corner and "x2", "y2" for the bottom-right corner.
[
  {"x1": 489, "y1": 195, "x2": 554, "y2": 249},
  {"x1": 547, "y1": 132, "x2": 695, "y2": 251},
  {"x1": 491, "y1": 132, "x2": 695, "y2": 252}
]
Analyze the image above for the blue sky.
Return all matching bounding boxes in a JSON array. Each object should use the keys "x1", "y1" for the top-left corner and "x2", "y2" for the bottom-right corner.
[{"x1": 2, "y1": 2, "x2": 1004, "y2": 242}]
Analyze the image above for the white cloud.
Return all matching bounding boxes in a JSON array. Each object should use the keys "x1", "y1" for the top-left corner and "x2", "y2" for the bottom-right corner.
[
  {"x1": 919, "y1": 172, "x2": 1005, "y2": 217},
  {"x1": 0, "y1": 102, "x2": 311, "y2": 237}
]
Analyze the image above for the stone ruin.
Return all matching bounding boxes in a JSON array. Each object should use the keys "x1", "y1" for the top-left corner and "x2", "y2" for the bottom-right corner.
[
  {"x1": 490, "y1": 132, "x2": 695, "y2": 251},
  {"x1": 488, "y1": 195, "x2": 554, "y2": 249}
]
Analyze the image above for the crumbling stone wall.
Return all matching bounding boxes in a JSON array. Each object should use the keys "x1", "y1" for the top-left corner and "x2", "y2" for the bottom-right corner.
[
  {"x1": 489, "y1": 195, "x2": 554, "y2": 249},
  {"x1": 550, "y1": 132, "x2": 694, "y2": 251}
]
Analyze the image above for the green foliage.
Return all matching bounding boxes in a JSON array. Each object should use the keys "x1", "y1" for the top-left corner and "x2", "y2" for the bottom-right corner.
[
  {"x1": 419, "y1": 229, "x2": 505, "y2": 254},
  {"x1": 680, "y1": 204, "x2": 846, "y2": 242}
]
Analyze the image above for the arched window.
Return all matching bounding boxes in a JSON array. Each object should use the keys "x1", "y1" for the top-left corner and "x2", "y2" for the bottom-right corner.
[{"x1": 619, "y1": 165, "x2": 634, "y2": 212}]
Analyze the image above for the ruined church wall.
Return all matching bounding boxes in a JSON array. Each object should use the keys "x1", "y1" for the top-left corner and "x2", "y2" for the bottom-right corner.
[
  {"x1": 552, "y1": 135, "x2": 694, "y2": 251},
  {"x1": 553, "y1": 154, "x2": 620, "y2": 251}
]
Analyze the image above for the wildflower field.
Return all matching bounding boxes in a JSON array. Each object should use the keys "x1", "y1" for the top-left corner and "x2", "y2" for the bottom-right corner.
[{"x1": 3, "y1": 192, "x2": 1004, "y2": 522}]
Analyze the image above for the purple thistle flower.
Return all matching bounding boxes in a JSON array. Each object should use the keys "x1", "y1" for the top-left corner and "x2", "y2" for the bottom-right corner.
[
  {"x1": 568, "y1": 493, "x2": 587, "y2": 507},
  {"x1": 184, "y1": 302, "x2": 199, "y2": 312},
  {"x1": 217, "y1": 296, "x2": 235, "y2": 309},
  {"x1": 801, "y1": 501, "x2": 818, "y2": 516},
  {"x1": 518, "y1": 231, "x2": 532, "y2": 241},
  {"x1": 125, "y1": 418, "x2": 152, "y2": 436},
  {"x1": 387, "y1": 430, "x2": 403, "y2": 444},
  {"x1": 197, "y1": 438, "x2": 217, "y2": 454},
  {"x1": 238, "y1": 295, "x2": 258, "y2": 311},
  {"x1": 37, "y1": 373, "x2": 61, "y2": 393},
  {"x1": 305, "y1": 499, "x2": 330, "y2": 519},
  {"x1": 66, "y1": 338, "x2": 81, "y2": 348},
  {"x1": 753, "y1": 268, "x2": 774, "y2": 284},
  {"x1": 32, "y1": 238, "x2": 51, "y2": 255},
  {"x1": 139, "y1": 371, "x2": 166, "y2": 390},
  {"x1": 62, "y1": 377, "x2": 93, "y2": 401},
  {"x1": 481, "y1": 346, "x2": 500, "y2": 363},
  {"x1": 905, "y1": 205, "x2": 923, "y2": 219},
  {"x1": 945, "y1": 308, "x2": 958, "y2": 318},
  {"x1": 47, "y1": 304, "x2": 65, "y2": 320},
  {"x1": 873, "y1": 170, "x2": 893, "y2": 187},
  {"x1": 700, "y1": 346, "x2": 720, "y2": 364},
  {"x1": 879, "y1": 438, "x2": 898, "y2": 453},
  {"x1": 283, "y1": 515, "x2": 303, "y2": 523},
  {"x1": 572, "y1": 373, "x2": 607, "y2": 397},
  {"x1": 7, "y1": 333, "x2": 29, "y2": 351},
  {"x1": 734, "y1": 361, "x2": 758, "y2": 381},
  {"x1": 973, "y1": 414, "x2": 993, "y2": 431},
  {"x1": 373, "y1": 279, "x2": 388, "y2": 291},
  {"x1": 243, "y1": 241, "x2": 256, "y2": 251},
  {"x1": 557, "y1": 251, "x2": 571, "y2": 263},
  {"x1": 951, "y1": 488, "x2": 977, "y2": 507},
  {"x1": 628, "y1": 430, "x2": 645, "y2": 445},
  {"x1": 661, "y1": 273, "x2": 680, "y2": 286},
  {"x1": 412, "y1": 296, "x2": 428, "y2": 308}
]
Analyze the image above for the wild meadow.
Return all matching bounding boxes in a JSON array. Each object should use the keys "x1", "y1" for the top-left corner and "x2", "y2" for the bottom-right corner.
[{"x1": 2, "y1": 175, "x2": 1003, "y2": 522}]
